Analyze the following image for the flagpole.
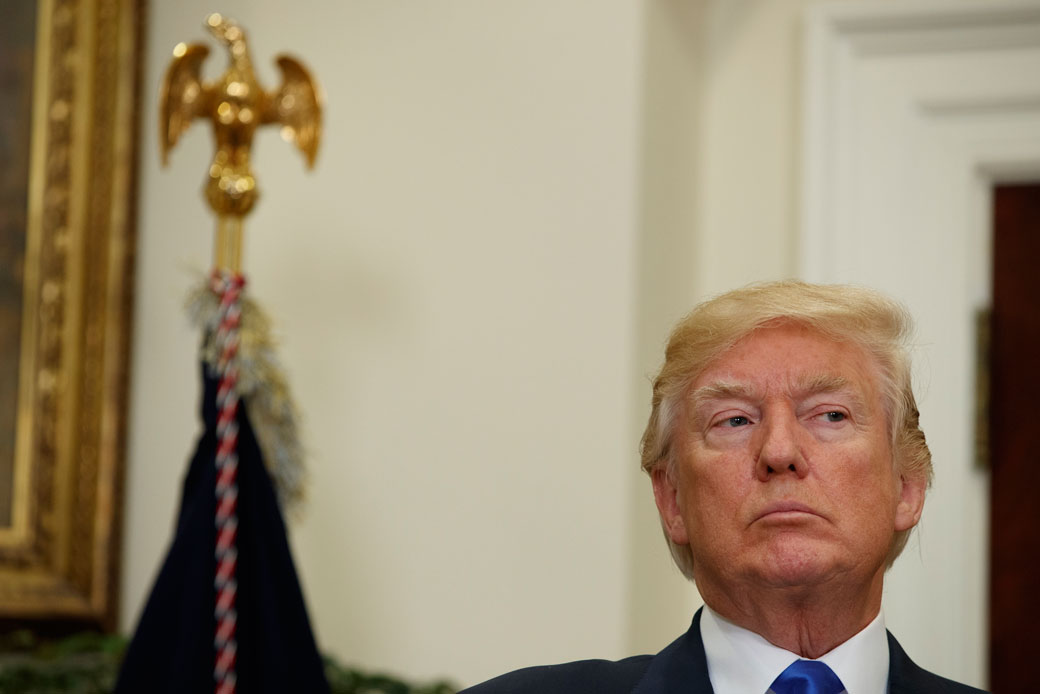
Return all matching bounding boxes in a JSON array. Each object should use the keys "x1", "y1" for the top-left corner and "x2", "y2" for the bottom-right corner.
[
  {"x1": 153, "y1": 13, "x2": 322, "y2": 694},
  {"x1": 215, "y1": 215, "x2": 244, "y2": 275}
]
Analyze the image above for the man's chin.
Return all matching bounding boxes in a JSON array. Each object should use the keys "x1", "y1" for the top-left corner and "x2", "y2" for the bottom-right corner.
[{"x1": 754, "y1": 541, "x2": 842, "y2": 588}]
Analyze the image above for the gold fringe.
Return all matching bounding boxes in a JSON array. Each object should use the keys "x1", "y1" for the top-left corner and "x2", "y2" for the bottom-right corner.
[{"x1": 187, "y1": 281, "x2": 306, "y2": 515}]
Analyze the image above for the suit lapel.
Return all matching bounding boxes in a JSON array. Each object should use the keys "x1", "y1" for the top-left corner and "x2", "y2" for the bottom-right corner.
[
  {"x1": 886, "y1": 630, "x2": 935, "y2": 694},
  {"x1": 631, "y1": 608, "x2": 715, "y2": 694}
]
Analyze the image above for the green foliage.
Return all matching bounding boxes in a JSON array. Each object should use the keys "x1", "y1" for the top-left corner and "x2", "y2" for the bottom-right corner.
[
  {"x1": 0, "y1": 631, "x2": 458, "y2": 694},
  {"x1": 0, "y1": 631, "x2": 125, "y2": 694},
  {"x1": 323, "y1": 657, "x2": 457, "y2": 694}
]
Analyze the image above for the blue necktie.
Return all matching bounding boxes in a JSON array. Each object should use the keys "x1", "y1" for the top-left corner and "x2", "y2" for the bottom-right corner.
[{"x1": 769, "y1": 660, "x2": 846, "y2": 694}]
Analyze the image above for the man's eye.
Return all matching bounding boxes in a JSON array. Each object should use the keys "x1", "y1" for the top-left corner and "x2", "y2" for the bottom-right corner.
[
  {"x1": 823, "y1": 411, "x2": 846, "y2": 422},
  {"x1": 725, "y1": 416, "x2": 750, "y2": 427}
]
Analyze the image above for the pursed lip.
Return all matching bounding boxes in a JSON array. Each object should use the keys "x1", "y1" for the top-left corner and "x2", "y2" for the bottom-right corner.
[{"x1": 754, "y1": 501, "x2": 821, "y2": 522}]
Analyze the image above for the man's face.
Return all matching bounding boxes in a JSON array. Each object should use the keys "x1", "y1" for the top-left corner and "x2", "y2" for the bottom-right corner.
[{"x1": 652, "y1": 323, "x2": 926, "y2": 597}]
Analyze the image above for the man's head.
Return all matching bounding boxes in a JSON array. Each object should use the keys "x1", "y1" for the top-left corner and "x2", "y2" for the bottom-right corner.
[{"x1": 641, "y1": 281, "x2": 932, "y2": 586}]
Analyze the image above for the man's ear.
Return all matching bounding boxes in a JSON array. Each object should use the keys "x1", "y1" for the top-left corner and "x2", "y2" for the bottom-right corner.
[
  {"x1": 894, "y1": 471, "x2": 927, "y2": 532},
  {"x1": 651, "y1": 467, "x2": 689, "y2": 545}
]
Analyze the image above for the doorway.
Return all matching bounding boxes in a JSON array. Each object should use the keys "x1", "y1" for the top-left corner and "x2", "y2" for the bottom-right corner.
[{"x1": 988, "y1": 182, "x2": 1040, "y2": 691}]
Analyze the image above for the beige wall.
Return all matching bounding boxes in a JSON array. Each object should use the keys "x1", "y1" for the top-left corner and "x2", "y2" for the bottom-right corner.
[{"x1": 694, "y1": 0, "x2": 823, "y2": 294}]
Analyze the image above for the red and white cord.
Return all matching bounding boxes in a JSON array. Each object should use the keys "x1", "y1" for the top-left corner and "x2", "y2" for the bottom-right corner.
[{"x1": 212, "y1": 272, "x2": 244, "y2": 694}]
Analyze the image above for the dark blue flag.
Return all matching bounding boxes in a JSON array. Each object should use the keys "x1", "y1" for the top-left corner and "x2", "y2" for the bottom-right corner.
[{"x1": 115, "y1": 363, "x2": 329, "y2": 693}]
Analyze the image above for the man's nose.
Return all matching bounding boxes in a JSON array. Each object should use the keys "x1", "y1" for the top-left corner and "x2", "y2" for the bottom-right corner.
[{"x1": 754, "y1": 410, "x2": 809, "y2": 481}]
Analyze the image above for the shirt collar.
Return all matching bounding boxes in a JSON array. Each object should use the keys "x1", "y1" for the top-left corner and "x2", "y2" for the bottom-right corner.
[{"x1": 699, "y1": 604, "x2": 889, "y2": 694}]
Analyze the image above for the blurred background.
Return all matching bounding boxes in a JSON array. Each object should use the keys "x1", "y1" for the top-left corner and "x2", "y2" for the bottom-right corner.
[{"x1": 6, "y1": 0, "x2": 1040, "y2": 691}]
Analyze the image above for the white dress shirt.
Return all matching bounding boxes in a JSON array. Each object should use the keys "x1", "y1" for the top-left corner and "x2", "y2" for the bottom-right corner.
[{"x1": 700, "y1": 604, "x2": 889, "y2": 694}]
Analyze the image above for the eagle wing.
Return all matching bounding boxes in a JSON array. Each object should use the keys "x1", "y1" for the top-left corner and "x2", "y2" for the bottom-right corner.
[
  {"x1": 264, "y1": 55, "x2": 323, "y2": 168},
  {"x1": 159, "y1": 43, "x2": 211, "y2": 165}
]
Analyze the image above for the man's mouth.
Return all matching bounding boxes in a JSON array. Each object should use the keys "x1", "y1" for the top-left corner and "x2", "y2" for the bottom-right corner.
[{"x1": 754, "y1": 501, "x2": 820, "y2": 522}]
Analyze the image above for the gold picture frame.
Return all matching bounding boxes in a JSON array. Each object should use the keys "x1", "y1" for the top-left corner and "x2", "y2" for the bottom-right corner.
[{"x1": 0, "y1": 0, "x2": 143, "y2": 630}]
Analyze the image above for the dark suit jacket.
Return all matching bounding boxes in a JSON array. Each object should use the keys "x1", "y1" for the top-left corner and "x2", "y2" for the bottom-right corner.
[{"x1": 461, "y1": 609, "x2": 986, "y2": 693}]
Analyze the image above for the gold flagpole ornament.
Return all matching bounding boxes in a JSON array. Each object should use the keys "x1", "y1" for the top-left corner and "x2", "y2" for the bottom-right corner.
[{"x1": 159, "y1": 12, "x2": 322, "y2": 272}]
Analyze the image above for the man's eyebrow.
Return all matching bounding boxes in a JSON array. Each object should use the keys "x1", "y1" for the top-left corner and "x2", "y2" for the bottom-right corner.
[
  {"x1": 792, "y1": 373, "x2": 868, "y2": 409},
  {"x1": 688, "y1": 374, "x2": 866, "y2": 409},
  {"x1": 688, "y1": 381, "x2": 757, "y2": 411}
]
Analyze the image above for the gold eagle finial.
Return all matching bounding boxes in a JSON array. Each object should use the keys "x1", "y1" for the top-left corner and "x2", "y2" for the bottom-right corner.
[{"x1": 159, "y1": 13, "x2": 322, "y2": 223}]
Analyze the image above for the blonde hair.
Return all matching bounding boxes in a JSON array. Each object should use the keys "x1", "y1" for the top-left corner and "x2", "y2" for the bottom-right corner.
[{"x1": 640, "y1": 281, "x2": 932, "y2": 580}]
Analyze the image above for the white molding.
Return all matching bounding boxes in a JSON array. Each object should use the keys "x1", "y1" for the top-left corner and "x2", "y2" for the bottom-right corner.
[
  {"x1": 800, "y1": 0, "x2": 1040, "y2": 279},
  {"x1": 976, "y1": 157, "x2": 1040, "y2": 183},
  {"x1": 818, "y1": 0, "x2": 1040, "y2": 27},
  {"x1": 813, "y1": 0, "x2": 1040, "y2": 53},
  {"x1": 918, "y1": 94, "x2": 1040, "y2": 117}
]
